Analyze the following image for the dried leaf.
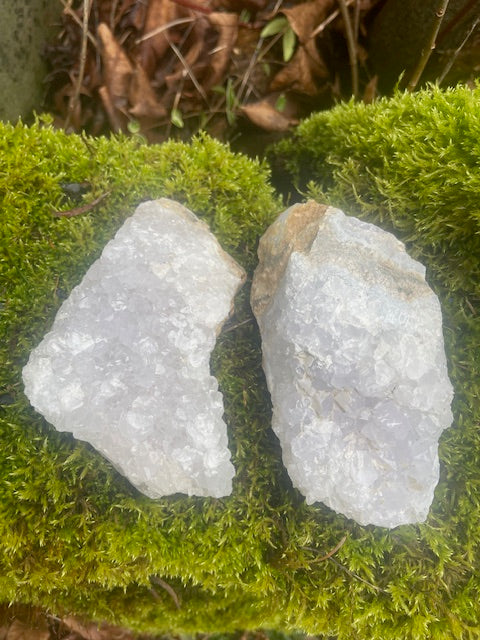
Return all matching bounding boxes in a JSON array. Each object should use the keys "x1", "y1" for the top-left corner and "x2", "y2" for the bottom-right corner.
[
  {"x1": 138, "y1": 0, "x2": 186, "y2": 75},
  {"x1": 129, "y1": 62, "x2": 167, "y2": 118},
  {"x1": 281, "y1": 0, "x2": 336, "y2": 43},
  {"x1": 6, "y1": 621, "x2": 49, "y2": 640},
  {"x1": 98, "y1": 85, "x2": 125, "y2": 130},
  {"x1": 97, "y1": 22, "x2": 133, "y2": 106},
  {"x1": 270, "y1": 42, "x2": 329, "y2": 94},
  {"x1": 362, "y1": 74, "x2": 378, "y2": 103},
  {"x1": 269, "y1": 0, "x2": 334, "y2": 95},
  {"x1": 213, "y1": 0, "x2": 268, "y2": 11},
  {"x1": 61, "y1": 617, "x2": 134, "y2": 640},
  {"x1": 241, "y1": 98, "x2": 298, "y2": 131},
  {"x1": 205, "y1": 12, "x2": 239, "y2": 89}
]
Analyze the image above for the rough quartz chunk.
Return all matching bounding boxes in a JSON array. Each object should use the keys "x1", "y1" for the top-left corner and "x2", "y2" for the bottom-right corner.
[
  {"x1": 23, "y1": 199, "x2": 245, "y2": 499},
  {"x1": 251, "y1": 201, "x2": 454, "y2": 528}
]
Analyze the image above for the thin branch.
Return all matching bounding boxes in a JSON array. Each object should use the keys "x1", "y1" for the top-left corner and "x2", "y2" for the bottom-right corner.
[
  {"x1": 337, "y1": 0, "x2": 359, "y2": 98},
  {"x1": 353, "y1": 0, "x2": 361, "y2": 41},
  {"x1": 64, "y1": 0, "x2": 92, "y2": 130},
  {"x1": 437, "y1": 13, "x2": 480, "y2": 84},
  {"x1": 406, "y1": 0, "x2": 451, "y2": 92},
  {"x1": 310, "y1": 0, "x2": 355, "y2": 39},
  {"x1": 60, "y1": 0, "x2": 97, "y2": 46}
]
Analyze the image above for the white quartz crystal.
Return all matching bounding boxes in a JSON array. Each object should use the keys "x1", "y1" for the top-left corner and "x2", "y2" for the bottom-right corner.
[
  {"x1": 23, "y1": 199, "x2": 246, "y2": 499},
  {"x1": 251, "y1": 202, "x2": 454, "y2": 528}
]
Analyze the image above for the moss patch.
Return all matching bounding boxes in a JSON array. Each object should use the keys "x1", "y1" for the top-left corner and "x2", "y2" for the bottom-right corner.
[{"x1": 1, "y1": 85, "x2": 480, "y2": 639}]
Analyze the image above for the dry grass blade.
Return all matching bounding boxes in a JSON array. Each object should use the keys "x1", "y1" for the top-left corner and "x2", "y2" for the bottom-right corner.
[
  {"x1": 166, "y1": 35, "x2": 209, "y2": 101},
  {"x1": 437, "y1": 11, "x2": 480, "y2": 83},
  {"x1": 139, "y1": 0, "x2": 184, "y2": 74},
  {"x1": 135, "y1": 17, "x2": 196, "y2": 44},
  {"x1": 307, "y1": 534, "x2": 348, "y2": 562}
]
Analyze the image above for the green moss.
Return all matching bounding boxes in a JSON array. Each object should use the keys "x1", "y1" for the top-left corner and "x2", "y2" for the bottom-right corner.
[{"x1": 1, "y1": 84, "x2": 480, "y2": 639}]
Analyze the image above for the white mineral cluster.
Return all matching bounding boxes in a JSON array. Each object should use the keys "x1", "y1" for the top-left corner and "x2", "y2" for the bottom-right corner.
[
  {"x1": 251, "y1": 201, "x2": 454, "y2": 528},
  {"x1": 23, "y1": 198, "x2": 246, "y2": 499}
]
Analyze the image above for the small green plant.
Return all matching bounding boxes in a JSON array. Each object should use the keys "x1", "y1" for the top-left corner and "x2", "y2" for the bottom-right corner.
[
  {"x1": 170, "y1": 107, "x2": 185, "y2": 129},
  {"x1": 260, "y1": 16, "x2": 297, "y2": 63}
]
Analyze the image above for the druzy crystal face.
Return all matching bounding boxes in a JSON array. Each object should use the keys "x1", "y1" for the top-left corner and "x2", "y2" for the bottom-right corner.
[
  {"x1": 251, "y1": 202, "x2": 454, "y2": 528},
  {"x1": 23, "y1": 199, "x2": 245, "y2": 499}
]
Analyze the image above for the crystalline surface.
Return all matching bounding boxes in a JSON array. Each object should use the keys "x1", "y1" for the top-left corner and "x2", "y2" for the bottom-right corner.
[
  {"x1": 23, "y1": 199, "x2": 245, "y2": 499},
  {"x1": 251, "y1": 202, "x2": 454, "y2": 528}
]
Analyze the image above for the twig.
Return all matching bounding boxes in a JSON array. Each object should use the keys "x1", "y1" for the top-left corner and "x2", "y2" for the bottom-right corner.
[
  {"x1": 53, "y1": 191, "x2": 111, "y2": 217},
  {"x1": 64, "y1": 0, "x2": 92, "y2": 130},
  {"x1": 150, "y1": 576, "x2": 181, "y2": 609},
  {"x1": 406, "y1": 0, "x2": 451, "y2": 92},
  {"x1": 437, "y1": 13, "x2": 480, "y2": 84},
  {"x1": 311, "y1": 2, "x2": 354, "y2": 39},
  {"x1": 353, "y1": 0, "x2": 361, "y2": 41},
  {"x1": 61, "y1": 0, "x2": 97, "y2": 46},
  {"x1": 337, "y1": 0, "x2": 359, "y2": 98}
]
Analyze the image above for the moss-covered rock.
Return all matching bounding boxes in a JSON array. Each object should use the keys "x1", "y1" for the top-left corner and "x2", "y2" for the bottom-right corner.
[{"x1": 1, "y1": 83, "x2": 480, "y2": 639}]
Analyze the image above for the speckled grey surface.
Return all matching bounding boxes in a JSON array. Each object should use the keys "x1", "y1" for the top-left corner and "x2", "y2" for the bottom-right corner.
[{"x1": 0, "y1": 0, "x2": 60, "y2": 121}]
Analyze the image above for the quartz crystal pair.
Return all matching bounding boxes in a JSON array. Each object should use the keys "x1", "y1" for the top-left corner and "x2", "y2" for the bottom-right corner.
[{"x1": 23, "y1": 199, "x2": 454, "y2": 527}]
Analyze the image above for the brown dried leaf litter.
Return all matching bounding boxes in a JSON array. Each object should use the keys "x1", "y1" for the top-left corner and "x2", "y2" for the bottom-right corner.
[{"x1": 45, "y1": 0, "x2": 384, "y2": 141}]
